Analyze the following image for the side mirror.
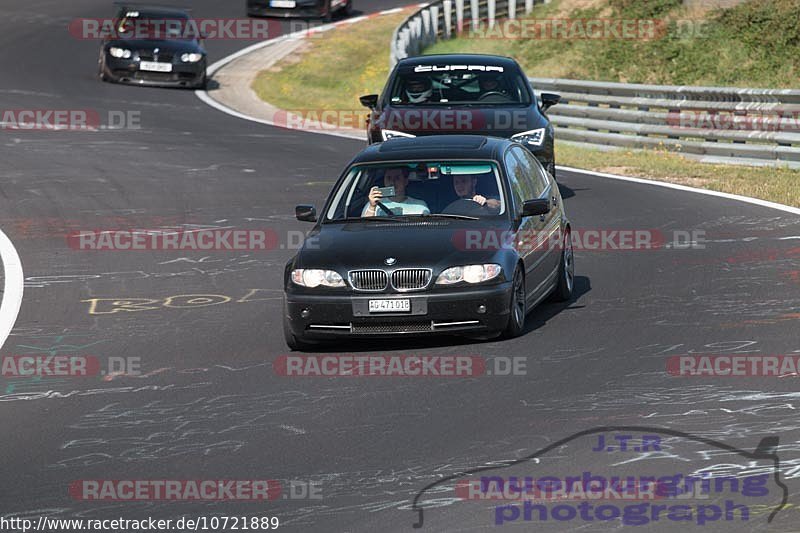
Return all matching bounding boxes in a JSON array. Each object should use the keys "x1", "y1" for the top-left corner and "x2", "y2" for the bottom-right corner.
[
  {"x1": 359, "y1": 94, "x2": 379, "y2": 109},
  {"x1": 522, "y1": 198, "x2": 550, "y2": 217},
  {"x1": 295, "y1": 204, "x2": 317, "y2": 222},
  {"x1": 540, "y1": 92, "x2": 561, "y2": 111}
]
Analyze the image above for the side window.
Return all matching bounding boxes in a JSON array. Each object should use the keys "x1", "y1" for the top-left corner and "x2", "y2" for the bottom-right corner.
[
  {"x1": 503, "y1": 150, "x2": 526, "y2": 218},
  {"x1": 514, "y1": 146, "x2": 550, "y2": 195},
  {"x1": 510, "y1": 146, "x2": 544, "y2": 199}
]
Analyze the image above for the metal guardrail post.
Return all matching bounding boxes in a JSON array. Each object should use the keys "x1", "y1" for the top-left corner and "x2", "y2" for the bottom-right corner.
[
  {"x1": 455, "y1": 0, "x2": 464, "y2": 34},
  {"x1": 525, "y1": 0, "x2": 533, "y2": 13},
  {"x1": 443, "y1": 0, "x2": 453, "y2": 37},
  {"x1": 488, "y1": 0, "x2": 496, "y2": 28},
  {"x1": 470, "y1": 0, "x2": 479, "y2": 31},
  {"x1": 509, "y1": 0, "x2": 516, "y2": 19}
]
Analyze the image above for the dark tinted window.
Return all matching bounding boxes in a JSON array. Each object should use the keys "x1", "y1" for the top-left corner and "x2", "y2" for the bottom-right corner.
[
  {"x1": 509, "y1": 146, "x2": 544, "y2": 200},
  {"x1": 389, "y1": 64, "x2": 531, "y2": 105},
  {"x1": 513, "y1": 146, "x2": 550, "y2": 195}
]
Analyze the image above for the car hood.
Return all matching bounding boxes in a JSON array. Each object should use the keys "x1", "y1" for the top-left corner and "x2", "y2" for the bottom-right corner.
[
  {"x1": 376, "y1": 105, "x2": 548, "y2": 139},
  {"x1": 294, "y1": 220, "x2": 512, "y2": 271}
]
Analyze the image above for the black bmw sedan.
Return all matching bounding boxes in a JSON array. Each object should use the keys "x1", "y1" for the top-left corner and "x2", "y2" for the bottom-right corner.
[
  {"x1": 360, "y1": 54, "x2": 560, "y2": 177},
  {"x1": 283, "y1": 135, "x2": 573, "y2": 350},
  {"x1": 97, "y1": 6, "x2": 207, "y2": 89},
  {"x1": 246, "y1": 0, "x2": 352, "y2": 21}
]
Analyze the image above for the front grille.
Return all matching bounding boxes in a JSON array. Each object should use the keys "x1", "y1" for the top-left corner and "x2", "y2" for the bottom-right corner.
[
  {"x1": 138, "y1": 51, "x2": 174, "y2": 62},
  {"x1": 132, "y1": 71, "x2": 177, "y2": 82},
  {"x1": 391, "y1": 268, "x2": 432, "y2": 291},
  {"x1": 349, "y1": 270, "x2": 388, "y2": 291},
  {"x1": 351, "y1": 322, "x2": 432, "y2": 334}
]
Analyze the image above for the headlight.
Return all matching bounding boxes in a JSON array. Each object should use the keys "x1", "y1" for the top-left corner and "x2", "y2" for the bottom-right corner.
[
  {"x1": 109, "y1": 47, "x2": 132, "y2": 59},
  {"x1": 291, "y1": 269, "x2": 345, "y2": 288},
  {"x1": 381, "y1": 129, "x2": 416, "y2": 141},
  {"x1": 181, "y1": 53, "x2": 204, "y2": 63},
  {"x1": 435, "y1": 264, "x2": 502, "y2": 285},
  {"x1": 511, "y1": 128, "x2": 546, "y2": 147}
]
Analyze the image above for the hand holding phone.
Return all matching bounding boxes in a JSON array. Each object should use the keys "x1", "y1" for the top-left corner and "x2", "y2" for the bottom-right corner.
[{"x1": 376, "y1": 186, "x2": 396, "y2": 197}]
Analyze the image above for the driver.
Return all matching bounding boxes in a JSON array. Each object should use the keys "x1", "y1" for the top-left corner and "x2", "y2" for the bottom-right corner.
[
  {"x1": 362, "y1": 167, "x2": 430, "y2": 217},
  {"x1": 478, "y1": 74, "x2": 508, "y2": 97},
  {"x1": 404, "y1": 76, "x2": 433, "y2": 104},
  {"x1": 444, "y1": 175, "x2": 501, "y2": 215}
]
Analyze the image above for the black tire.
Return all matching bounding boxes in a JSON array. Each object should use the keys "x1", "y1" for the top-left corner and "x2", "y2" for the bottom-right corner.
[
  {"x1": 550, "y1": 228, "x2": 574, "y2": 302},
  {"x1": 322, "y1": 1, "x2": 333, "y2": 22},
  {"x1": 342, "y1": 0, "x2": 353, "y2": 16},
  {"x1": 502, "y1": 266, "x2": 526, "y2": 339},
  {"x1": 547, "y1": 161, "x2": 556, "y2": 180}
]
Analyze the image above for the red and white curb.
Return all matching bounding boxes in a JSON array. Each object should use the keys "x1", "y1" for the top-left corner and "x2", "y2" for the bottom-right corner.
[{"x1": 0, "y1": 228, "x2": 24, "y2": 351}]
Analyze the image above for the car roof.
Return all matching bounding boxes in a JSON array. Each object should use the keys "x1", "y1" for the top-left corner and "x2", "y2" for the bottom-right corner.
[
  {"x1": 350, "y1": 135, "x2": 513, "y2": 165},
  {"x1": 396, "y1": 54, "x2": 521, "y2": 70}
]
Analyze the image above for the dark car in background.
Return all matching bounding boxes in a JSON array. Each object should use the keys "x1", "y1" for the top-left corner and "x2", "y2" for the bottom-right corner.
[
  {"x1": 360, "y1": 54, "x2": 561, "y2": 177},
  {"x1": 283, "y1": 135, "x2": 573, "y2": 350},
  {"x1": 97, "y1": 5, "x2": 207, "y2": 89},
  {"x1": 247, "y1": 0, "x2": 352, "y2": 21}
]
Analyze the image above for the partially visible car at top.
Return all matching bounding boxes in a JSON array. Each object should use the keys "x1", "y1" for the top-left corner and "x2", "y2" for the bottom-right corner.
[
  {"x1": 98, "y1": 5, "x2": 207, "y2": 89},
  {"x1": 359, "y1": 54, "x2": 561, "y2": 178},
  {"x1": 283, "y1": 135, "x2": 574, "y2": 350},
  {"x1": 247, "y1": 0, "x2": 352, "y2": 22}
]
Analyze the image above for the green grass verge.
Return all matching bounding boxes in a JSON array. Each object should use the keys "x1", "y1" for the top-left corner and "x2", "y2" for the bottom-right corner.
[
  {"x1": 252, "y1": 11, "x2": 406, "y2": 116},
  {"x1": 427, "y1": 0, "x2": 800, "y2": 87},
  {"x1": 557, "y1": 142, "x2": 800, "y2": 207},
  {"x1": 250, "y1": 3, "x2": 800, "y2": 207}
]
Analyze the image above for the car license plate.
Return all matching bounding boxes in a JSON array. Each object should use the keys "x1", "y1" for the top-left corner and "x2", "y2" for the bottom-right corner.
[
  {"x1": 270, "y1": 0, "x2": 296, "y2": 7},
  {"x1": 368, "y1": 299, "x2": 410, "y2": 313},
  {"x1": 139, "y1": 61, "x2": 172, "y2": 73}
]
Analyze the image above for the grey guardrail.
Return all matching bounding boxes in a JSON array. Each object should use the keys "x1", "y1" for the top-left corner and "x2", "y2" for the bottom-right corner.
[{"x1": 390, "y1": 1, "x2": 800, "y2": 168}]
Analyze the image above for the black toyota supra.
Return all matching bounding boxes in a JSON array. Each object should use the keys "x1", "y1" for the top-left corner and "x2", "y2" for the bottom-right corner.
[
  {"x1": 97, "y1": 5, "x2": 208, "y2": 89},
  {"x1": 283, "y1": 135, "x2": 573, "y2": 350}
]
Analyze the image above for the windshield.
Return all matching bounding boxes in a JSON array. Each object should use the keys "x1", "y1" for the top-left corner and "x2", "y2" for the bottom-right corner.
[
  {"x1": 116, "y1": 11, "x2": 196, "y2": 40},
  {"x1": 324, "y1": 161, "x2": 507, "y2": 221},
  {"x1": 388, "y1": 65, "x2": 531, "y2": 106}
]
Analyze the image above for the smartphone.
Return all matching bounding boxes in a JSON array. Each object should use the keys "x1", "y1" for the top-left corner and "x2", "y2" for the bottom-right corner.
[{"x1": 376, "y1": 186, "x2": 396, "y2": 197}]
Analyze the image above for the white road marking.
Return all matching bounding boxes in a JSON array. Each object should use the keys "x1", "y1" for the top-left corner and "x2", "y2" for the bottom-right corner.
[
  {"x1": 0, "y1": 227, "x2": 24, "y2": 351},
  {"x1": 557, "y1": 166, "x2": 800, "y2": 217}
]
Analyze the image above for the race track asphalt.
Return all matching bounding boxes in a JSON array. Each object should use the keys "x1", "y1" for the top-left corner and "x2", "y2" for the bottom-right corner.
[{"x1": 0, "y1": 1, "x2": 799, "y2": 531}]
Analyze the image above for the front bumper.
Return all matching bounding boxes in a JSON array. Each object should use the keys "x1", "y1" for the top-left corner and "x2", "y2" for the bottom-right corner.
[
  {"x1": 247, "y1": 0, "x2": 327, "y2": 18},
  {"x1": 285, "y1": 282, "x2": 513, "y2": 339},
  {"x1": 103, "y1": 57, "x2": 206, "y2": 88}
]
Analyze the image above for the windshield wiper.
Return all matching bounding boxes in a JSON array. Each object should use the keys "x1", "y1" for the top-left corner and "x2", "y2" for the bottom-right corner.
[{"x1": 421, "y1": 214, "x2": 480, "y2": 221}]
